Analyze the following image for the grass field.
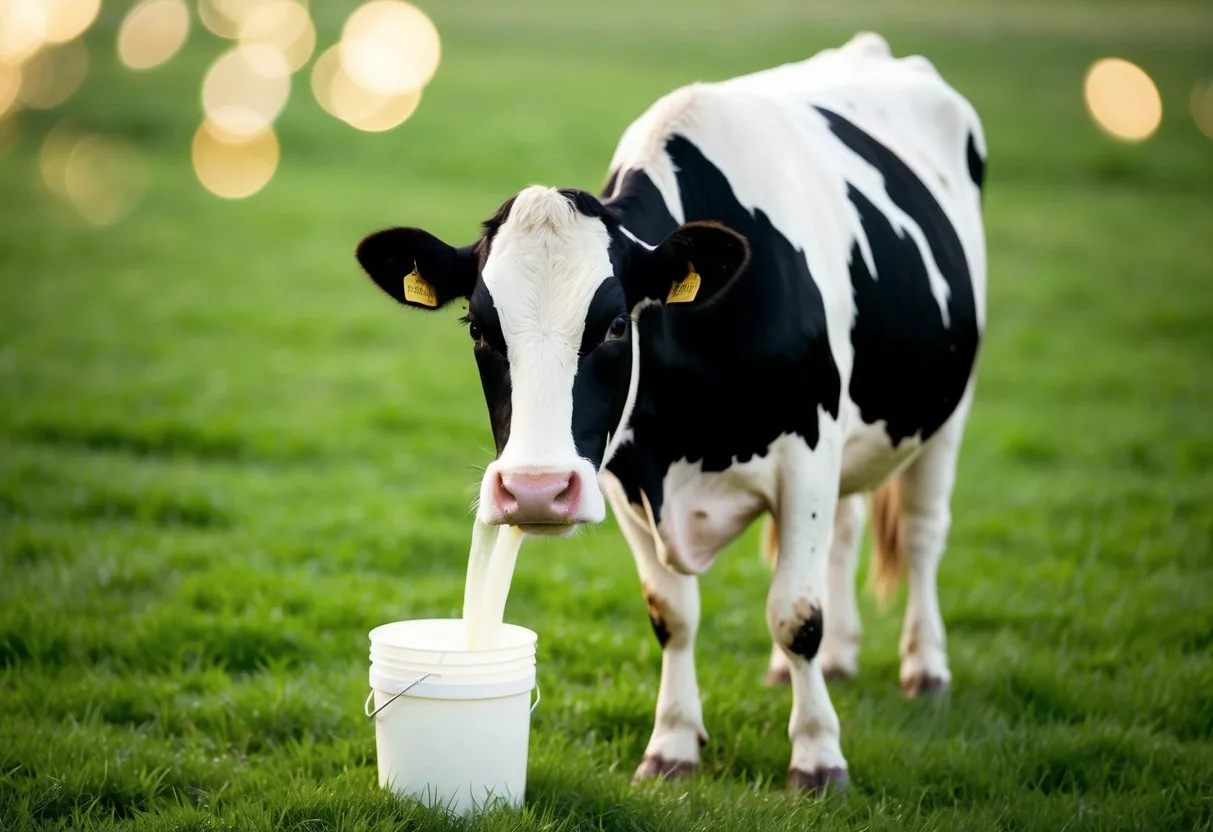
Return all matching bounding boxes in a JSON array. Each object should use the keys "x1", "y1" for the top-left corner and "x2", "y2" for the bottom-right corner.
[{"x1": 2, "y1": 0, "x2": 1213, "y2": 829}]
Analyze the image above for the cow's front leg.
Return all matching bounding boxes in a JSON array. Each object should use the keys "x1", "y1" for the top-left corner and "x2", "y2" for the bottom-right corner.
[
  {"x1": 767, "y1": 439, "x2": 848, "y2": 793},
  {"x1": 603, "y1": 477, "x2": 706, "y2": 781},
  {"x1": 763, "y1": 495, "x2": 864, "y2": 684}
]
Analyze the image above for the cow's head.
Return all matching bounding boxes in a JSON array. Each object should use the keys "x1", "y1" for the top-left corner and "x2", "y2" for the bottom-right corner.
[{"x1": 355, "y1": 186, "x2": 748, "y2": 535}]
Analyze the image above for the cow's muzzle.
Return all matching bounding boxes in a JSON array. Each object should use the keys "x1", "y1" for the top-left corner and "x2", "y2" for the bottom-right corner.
[{"x1": 486, "y1": 469, "x2": 583, "y2": 528}]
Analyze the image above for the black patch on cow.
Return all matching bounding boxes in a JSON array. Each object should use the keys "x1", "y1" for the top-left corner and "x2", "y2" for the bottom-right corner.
[
  {"x1": 647, "y1": 610, "x2": 671, "y2": 648},
  {"x1": 466, "y1": 281, "x2": 507, "y2": 356},
  {"x1": 578, "y1": 279, "x2": 627, "y2": 356},
  {"x1": 789, "y1": 605, "x2": 823, "y2": 659},
  {"x1": 467, "y1": 284, "x2": 512, "y2": 454},
  {"x1": 648, "y1": 616, "x2": 671, "y2": 649},
  {"x1": 474, "y1": 347, "x2": 512, "y2": 456},
  {"x1": 603, "y1": 169, "x2": 679, "y2": 246},
  {"x1": 816, "y1": 107, "x2": 980, "y2": 446},
  {"x1": 603, "y1": 136, "x2": 842, "y2": 521},
  {"x1": 476, "y1": 194, "x2": 518, "y2": 269},
  {"x1": 571, "y1": 280, "x2": 631, "y2": 470},
  {"x1": 966, "y1": 133, "x2": 985, "y2": 193}
]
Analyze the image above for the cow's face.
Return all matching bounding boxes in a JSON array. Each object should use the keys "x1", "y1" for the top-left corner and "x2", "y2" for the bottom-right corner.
[{"x1": 356, "y1": 186, "x2": 748, "y2": 535}]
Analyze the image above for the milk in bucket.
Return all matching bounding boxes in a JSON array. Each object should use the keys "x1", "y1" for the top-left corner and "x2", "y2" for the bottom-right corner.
[{"x1": 367, "y1": 523, "x2": 532, "y2": 815}]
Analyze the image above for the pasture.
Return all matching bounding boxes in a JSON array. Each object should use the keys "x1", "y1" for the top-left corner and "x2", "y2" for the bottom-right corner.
[{"x1": 2, "y1": 0, "x2": 1212, "y2": 829}]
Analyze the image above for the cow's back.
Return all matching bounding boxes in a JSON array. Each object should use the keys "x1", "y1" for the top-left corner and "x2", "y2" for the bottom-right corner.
[{"x1": 607, "y1": 33, "x2": 986, "y2": 494}]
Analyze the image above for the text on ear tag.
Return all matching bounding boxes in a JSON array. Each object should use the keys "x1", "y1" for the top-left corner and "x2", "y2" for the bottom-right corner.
[
  {"x1": 667, "y1": 268, "x2": 701, "y2": 304},
  {"x1": 403, "y1": 267, "x2": 439, "y2": 307}
]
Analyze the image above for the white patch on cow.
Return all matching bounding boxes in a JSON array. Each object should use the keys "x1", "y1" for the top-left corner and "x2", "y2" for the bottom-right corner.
[
  {"x1": 655, "y1": 450, "x2": 774, "y2": 575},
  {"x1": 476, "y1": 186, "x2": 611, "y2": 525},
  {"x1": 618, "y1": 225, "x2": 657, "y2": 250}
]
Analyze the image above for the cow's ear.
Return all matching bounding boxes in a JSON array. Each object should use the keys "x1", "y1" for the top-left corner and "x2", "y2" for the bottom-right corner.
[
  {"x1": 356, "y1": 227, "x2": 478, "y2": 310},
  {"x1": 626, "y1": 221, "x2": 749, "y2": 309}
]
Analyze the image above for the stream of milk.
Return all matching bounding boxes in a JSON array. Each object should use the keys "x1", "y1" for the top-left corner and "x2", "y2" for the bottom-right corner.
[{"x1": 462, "y1": 521, "x2": 525, "y2": 649}]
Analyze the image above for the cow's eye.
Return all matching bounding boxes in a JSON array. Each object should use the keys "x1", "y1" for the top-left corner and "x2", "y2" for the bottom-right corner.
[
  {"x1": 606, "y1": 315, "x2": 628, "y2": 341},
  {"x1": 468, "y1": 322, "x2": 482, "y2": 342}
]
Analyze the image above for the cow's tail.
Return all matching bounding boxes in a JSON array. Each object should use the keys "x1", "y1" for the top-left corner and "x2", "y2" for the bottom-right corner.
[{"x1": 868, "y1": 477, "x2": 906, "y2": 605}]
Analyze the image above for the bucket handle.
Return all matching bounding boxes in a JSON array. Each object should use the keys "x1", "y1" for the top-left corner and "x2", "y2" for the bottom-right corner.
[
  {"x1": 363, "y1": 676, "x2": 541, "y2": 718},
  {"x1": 364, "y1": 673, "x2": 433, "y2": 719}
]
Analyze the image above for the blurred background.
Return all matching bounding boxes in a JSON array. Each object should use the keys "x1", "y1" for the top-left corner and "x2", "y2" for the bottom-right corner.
[{"x1": 1, "y1": 1, "x2": 1211, "y2": 830}]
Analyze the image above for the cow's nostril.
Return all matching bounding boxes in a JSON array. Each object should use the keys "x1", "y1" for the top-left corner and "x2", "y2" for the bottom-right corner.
[
  {"x1": 553, "y1": 472, "x2": 580, "y2": 509},
  {"x1": 493, "y1": 471, "x2": 518, "y2": 514}
]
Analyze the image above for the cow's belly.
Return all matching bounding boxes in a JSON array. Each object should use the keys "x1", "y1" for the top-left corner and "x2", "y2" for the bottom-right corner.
[
  {"x1": 640, "y1": 422, "x2": 925, "y2": 574},
  {"x1": 648, "y1": 436, "x2": 796, "y2": 575}
]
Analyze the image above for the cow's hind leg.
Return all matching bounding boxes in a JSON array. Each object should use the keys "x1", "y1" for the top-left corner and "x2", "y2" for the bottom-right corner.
[
  {"x1": 821, "y1": 494, "x2": 865, "y2": 679},
  {"x1": 885, "y1": 408, "x2": 969, "y2": 698},
  {"x1": 762, "y1": 495, "x2": 864, "y2": 684},
  {"x1": 602, "y1": 477, "x2": 706, "y2": 780}
]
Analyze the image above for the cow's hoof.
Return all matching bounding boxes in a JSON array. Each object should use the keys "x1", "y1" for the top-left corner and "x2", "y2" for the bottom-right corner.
[
  {"x1": 633, "y1": 755, "x2": 697, "y2": 782},
  {"x1": 788, "y1": 765, "x2": 849, "y2": 795},
  {"x1": 763, "y1": 666, "x2": 791, "y2": 686},
  {"x1": 901, "y1": 673, "x2": 950, "y2": 699}
]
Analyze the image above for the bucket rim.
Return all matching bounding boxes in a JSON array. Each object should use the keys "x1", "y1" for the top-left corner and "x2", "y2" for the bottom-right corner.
[{"x1": 369, "y1": 618, "x2": 537, "y2": 656}]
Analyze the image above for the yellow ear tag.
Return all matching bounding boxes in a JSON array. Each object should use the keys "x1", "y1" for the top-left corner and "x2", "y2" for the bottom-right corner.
[
  {"x1": 667, "y1": 267, "x2": 701, "y2": 304},
  {"x1": 402, "y1": 267, "x2": 439, "y2": 307}
]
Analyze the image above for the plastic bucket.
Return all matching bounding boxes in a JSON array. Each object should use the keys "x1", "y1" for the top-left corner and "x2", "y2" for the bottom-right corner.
[{"x1": 366, "y1": 619, "x2": 538, "y2": 815}]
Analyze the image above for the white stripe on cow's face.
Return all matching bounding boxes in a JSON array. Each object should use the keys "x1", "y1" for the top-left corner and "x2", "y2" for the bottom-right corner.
[{"x1": 476, "y1": 186, "x2": 614, "y2": 528}]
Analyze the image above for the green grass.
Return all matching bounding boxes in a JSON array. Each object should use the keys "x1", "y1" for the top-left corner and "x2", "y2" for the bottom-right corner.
[{"x1": 2, "y1": 0, "x2": 1213, "y2": 829}]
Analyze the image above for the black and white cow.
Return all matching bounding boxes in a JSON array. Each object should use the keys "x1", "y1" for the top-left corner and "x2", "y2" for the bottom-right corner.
[{"x1": 355, "y1": 33, "x2": 987, "y2": 791}]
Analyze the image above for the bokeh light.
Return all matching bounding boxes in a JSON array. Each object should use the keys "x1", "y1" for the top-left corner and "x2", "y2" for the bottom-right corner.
[
  {"x1": 41, "y1": 126, "x2": 149, "y2": 225},
  {"x1": 1084, "y1": 57, "x2": 1163, "y2": 143},
  {"x1": 309, "y1": 45, "x2": 342, "y2": 118},
  {"x1": 1191, "y1": 81, "x2": 1213, "y2": 141},
  {"x1": 202, "y1": 44, "x2": 290, "y2": 140},
  {"x1": 311, "y1": 40, "x2": 425, "y2": 132},
  {"x1": 346, "y1": 87, "x2": 421, "y2": 132},
  {"x1": 198, "y1": 0, "x2": 276, "y2": 40},
  {"x1": 239, "y1": 0, "x2": 315, "y2": 73},
  {"x1": 339, "y1": 1, "x2": 440, "y2": 97},
  {"x1": 39, "y1": 122, "x2": 76, "y2": 197},
  {"x1": 41, "y1": 0, "x2": 101, "y2": 45},
  {"x1": 0, "y1": 0, "x2": 48, "y2": 65},
  {"x1": 118, "y1": 0, "x2": 190, "y2": 71},
  {"x1": 0, "y1": 61, "x2": 21, "y2": 119},
  {"x1": 18, "y1": 39, "x2": 88, "y2": 109},
  {"x1": 191, "y1": 120, "x2": 279, "y2": 199}
]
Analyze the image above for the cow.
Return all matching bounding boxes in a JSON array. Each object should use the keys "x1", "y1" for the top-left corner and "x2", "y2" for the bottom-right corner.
[{"x1": 354, "y1": 32, "x2": 987, "y2": 791}]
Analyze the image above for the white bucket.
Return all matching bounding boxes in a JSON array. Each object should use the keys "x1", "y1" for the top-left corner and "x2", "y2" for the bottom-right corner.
[{"x1": 366, "y1": 619, "x2": 538, "y2": 815}]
